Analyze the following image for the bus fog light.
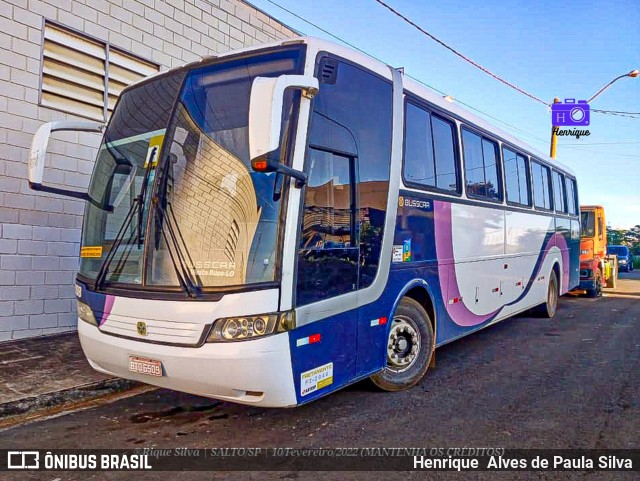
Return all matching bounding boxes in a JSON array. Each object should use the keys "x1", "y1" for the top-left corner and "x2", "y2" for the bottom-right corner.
[
  {"x1": 77, "y1": 300, "x2": 97, "y2": 326},
  {"x1": 207, "y1": 311, "x2": 296, "y2": 342}
]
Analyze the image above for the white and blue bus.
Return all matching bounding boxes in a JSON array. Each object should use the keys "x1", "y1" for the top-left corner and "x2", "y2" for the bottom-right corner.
[{"x1": 28, "y1": 37, "x2": 580, "y2": 407}]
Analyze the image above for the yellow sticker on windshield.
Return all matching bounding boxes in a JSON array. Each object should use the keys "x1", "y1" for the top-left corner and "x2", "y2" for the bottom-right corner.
[
  {"x1": 144, "y1": 135, "x2": 164, "y2": 168},
  {"x1": 80, "y1": 246, "x2": 103, "y2": 258}
]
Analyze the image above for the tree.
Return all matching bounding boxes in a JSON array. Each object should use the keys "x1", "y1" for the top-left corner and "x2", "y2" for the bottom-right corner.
[
  {"x1": 627, "y1": 225, "x2": 640, "y2": 255},
  {"x1": 606, "y1": 226, "x2": 626, "y2": 245},
  {"x1": 607, "y1": 224, "x2": 640, "y2": 256}
]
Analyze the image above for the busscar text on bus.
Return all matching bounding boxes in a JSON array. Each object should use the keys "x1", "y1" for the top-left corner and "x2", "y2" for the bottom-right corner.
[{"x1": 27, "y1": 37, "x2": 580, "y2": 407}]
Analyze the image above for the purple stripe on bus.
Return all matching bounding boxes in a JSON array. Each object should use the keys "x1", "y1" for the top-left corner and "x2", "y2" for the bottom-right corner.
[
  {"x1": 434, "y1": 201, "x2": 570, "y2": 327},
  {"x1": 554, "y1": 232, "x2": 570, "y2": 294},
  {"x1": 100, "y1": 295, "x2": 115, "y2": 326},
  {"x1": 434, "y1": 201, "x2": 499, "y2": 327}
]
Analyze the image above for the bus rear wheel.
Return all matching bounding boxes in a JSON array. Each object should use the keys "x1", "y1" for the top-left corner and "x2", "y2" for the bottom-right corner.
[
  {"x1": 370, "y1": 297, "x2": 434, "y2": 392},
  {"x1": 534, "y1": 270, "x2": 558, "y2": 318}
]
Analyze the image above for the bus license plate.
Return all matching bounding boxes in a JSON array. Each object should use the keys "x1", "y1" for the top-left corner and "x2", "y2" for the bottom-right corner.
[{"x1": 128, "y1": 356, "x2": 163, "y2": 377}]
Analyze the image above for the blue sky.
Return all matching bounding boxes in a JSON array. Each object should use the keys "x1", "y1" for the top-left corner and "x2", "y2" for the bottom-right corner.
[{"x1": 250, "y1": 0, "x2": 640, "y2": 228}]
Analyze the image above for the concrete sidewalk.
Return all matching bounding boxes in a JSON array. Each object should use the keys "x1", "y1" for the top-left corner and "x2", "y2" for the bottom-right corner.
[{"x1": 0, "y1": 332, "x2": 139, "y2": 420}]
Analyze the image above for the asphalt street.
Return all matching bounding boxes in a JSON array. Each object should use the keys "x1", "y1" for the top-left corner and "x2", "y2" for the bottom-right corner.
[{"x1": 2, "y1": 271, "x2": 639, "y2": 481}]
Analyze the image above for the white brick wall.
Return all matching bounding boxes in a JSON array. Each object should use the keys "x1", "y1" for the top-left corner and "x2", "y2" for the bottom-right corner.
[{"x1": 0, "y1": 0, "x2": 296, "y2": 341}]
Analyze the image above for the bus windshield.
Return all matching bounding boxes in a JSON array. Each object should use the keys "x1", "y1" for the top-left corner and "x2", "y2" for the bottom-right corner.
[
  {"x1": 580, "y1": 211, "x2": 595, "y2": 238},
  {"x1": 79, "y1": 46, "x2": 304, "y2": 291}
]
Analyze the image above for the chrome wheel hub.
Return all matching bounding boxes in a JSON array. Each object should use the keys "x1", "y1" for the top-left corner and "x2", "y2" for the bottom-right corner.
[{"x1": 386, "y1": 316, "x2": 421, "y2": 372}]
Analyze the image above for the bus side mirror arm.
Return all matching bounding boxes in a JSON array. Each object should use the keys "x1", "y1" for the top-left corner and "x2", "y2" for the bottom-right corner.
[
  {"x1": 273, "y1": 163, "x2": 307, "y2": 188},
  {"x1": 248, "y1": 74, "x2": 318, "y2": 188},
  {"x1": 29, "y1": 121, "x2": 105, "y2": 203}
]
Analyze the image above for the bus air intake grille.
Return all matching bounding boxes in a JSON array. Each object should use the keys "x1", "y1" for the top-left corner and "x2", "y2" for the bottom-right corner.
[{"x1": 99, "y1": 314, "x2": 208, "y2": 347}]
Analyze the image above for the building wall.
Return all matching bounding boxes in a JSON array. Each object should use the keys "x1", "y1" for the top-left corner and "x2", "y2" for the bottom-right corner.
[{"x1": 0, "y1": 0, "x2": 295, "y2": 341}]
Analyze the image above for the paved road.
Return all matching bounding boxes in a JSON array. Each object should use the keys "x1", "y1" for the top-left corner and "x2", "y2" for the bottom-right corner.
[{"x1": 2, "y1": 272, "x2": 639, "y2": 481}]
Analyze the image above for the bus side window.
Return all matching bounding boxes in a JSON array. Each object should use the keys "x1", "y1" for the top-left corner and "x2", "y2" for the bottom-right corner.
[
  {"x1": 300, "y1": 149, "x2": 356, "y2": 250},
  {"x1": 565, "y1": 177, "x2": 577, "y2": 215},
  {"x1": 552, "y1": 171, "x2": 567, "y2": 213},
  {"x1": 462, "y1": 129, "x2": 502, "y2": 201},
  {"x1": 503, "y1": 147, "x2": 530, "y2": 206},
  {"x1": 403, "y1": 102, "x2": 458, "y2": 193},
  {"x1": 532, "y1": 161, "x2": 552, "y2": 210}
]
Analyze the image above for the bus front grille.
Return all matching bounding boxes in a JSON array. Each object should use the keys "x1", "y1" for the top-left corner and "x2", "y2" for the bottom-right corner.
[{"x1": 99, "y1": 314, "x2": 209, "y2": 347}]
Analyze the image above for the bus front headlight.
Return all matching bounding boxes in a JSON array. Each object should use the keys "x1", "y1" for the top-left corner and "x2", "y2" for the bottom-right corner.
[
  {"x1": 207, "y1": 311, "x2": 295, "y2": 342},
  {"x1": 77, "y1": 300, "x2": 97, "y2": 326}
]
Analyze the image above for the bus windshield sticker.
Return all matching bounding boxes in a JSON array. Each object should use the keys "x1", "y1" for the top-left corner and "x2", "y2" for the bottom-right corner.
[
  {"x1": 392, "y1": 245, "x2": 403, "y2": 262},
  {"x1": 144, "y1": 134, "x2": 164, "y2": 168},
  {"x1": 80, "y1": 246, "x2": 103, "y2": 258},
  {"x1": 300, "y1": 362, "x2": 333, "y2": 397}
]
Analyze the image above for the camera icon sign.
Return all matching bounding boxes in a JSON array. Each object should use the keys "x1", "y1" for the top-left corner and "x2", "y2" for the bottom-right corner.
[{"x1": 551, "y1": 99, "x2": 590, "y2": 126}]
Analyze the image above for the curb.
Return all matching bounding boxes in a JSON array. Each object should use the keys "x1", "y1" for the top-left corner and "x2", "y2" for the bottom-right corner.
[{"x1": 0, "y1": 378, "x2": 141, "y2": 420}]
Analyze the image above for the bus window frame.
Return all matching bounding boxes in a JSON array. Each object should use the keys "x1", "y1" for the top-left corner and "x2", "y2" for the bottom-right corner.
[
  {"x1": 460, "y1": 125, "x2": 504, "y2": 204},
  {"x1": 501, "y1": 142, "x2": 532, "y2": 209},
  {"x1": 401, "y1": 86, "x2": 576, "y2": 216},
  {"x1": 564, "y1": 175, "x2": 579, "y2": 217},
  {"x1": 552, "y1": 169, "x2": 568, "y2": 214},
  {"x1": 530, "y1": 158, "x2": 554, "y2": 213},
  {"x1": 401, "y1": 96, "x2": 463, "y2": 197}
]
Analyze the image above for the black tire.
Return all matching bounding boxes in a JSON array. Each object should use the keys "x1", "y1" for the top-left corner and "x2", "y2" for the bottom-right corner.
[
  {"x1": 587, "y1": 269, "x2": 603, "y2": 298},
  {"x1": 370, "y1": 297, "x2": 434, "y2": 392},
  {"x1": 533, "y1": 270, "x2": 559, "y2": 318}
]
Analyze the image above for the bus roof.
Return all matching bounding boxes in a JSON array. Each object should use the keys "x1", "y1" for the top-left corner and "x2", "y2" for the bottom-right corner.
[{"x1": 128, "y1": 35, "x2": 575, "y2": 177}]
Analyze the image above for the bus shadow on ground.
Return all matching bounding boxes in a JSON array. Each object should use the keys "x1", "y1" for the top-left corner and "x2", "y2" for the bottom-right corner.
[{"x1": 121, "y1": 306, "x2": 564, "y2": 431}]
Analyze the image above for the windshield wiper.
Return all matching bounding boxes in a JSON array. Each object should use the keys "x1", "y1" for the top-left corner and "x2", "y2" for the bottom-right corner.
[
  {"x1": 150, "y1": 153, "x2": 202, "y2": 298},
  {"x1": 152, "y1": 196, "x2": 202, "y2": 298},
  {"x1": 94, "y1": 196, "x2": 140, "y2": 290}
]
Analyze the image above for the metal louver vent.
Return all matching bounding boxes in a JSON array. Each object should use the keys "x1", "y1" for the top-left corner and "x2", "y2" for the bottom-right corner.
[
  {"x1": 40, "y1": 22, "x2": 159, "y2": 121},
  {"x1": 319, "y1": 58, "x2": 338, "y2": 85},
  {"x1": 107, "y1": 48, "x2": 158, "y2": 115}
]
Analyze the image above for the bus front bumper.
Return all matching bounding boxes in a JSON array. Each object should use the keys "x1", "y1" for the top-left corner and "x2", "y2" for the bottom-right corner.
[{"x1": 78, "y1": 321, "x2": 297, "y2": 407}]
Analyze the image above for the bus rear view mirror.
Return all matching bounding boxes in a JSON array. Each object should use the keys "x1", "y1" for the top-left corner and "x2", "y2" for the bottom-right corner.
[
  {"x1": 29, "y1": 120, "x2": 104, "y2": 202},
  {"x1": 248, "y1": 74, "x2": 319, "y2": 187}
]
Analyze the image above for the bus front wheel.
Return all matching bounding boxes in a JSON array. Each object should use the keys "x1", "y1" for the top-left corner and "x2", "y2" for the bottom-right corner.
[{"x1": 370, "y1": 297, "x2": 434, "y2": 392}]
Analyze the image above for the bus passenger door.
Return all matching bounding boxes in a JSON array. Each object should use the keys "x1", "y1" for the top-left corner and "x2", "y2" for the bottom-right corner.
[
  {"x1": 292, "y1": 56, "x2": 393, "y2": 400},
  {"x1": 294, "y1": 146, "x2": 359, "y2": 392}
]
